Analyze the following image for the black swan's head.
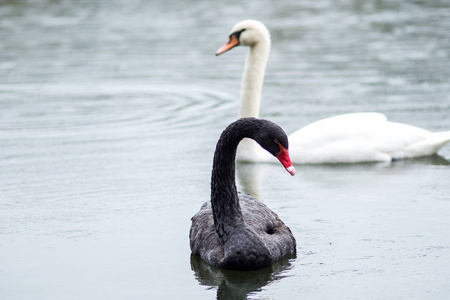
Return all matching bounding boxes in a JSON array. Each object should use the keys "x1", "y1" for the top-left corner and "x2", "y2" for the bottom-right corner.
[{"x1": 250, "y1": 119, "x2": 296, "y2": 176}]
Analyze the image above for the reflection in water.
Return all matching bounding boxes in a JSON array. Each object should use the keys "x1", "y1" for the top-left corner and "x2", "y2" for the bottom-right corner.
[
  {"x1": 391, "y1": 154, "x2": 450, "y2": 166},
  {"x1": 191, "y1": 253, "x2": 296, "y2": 300},
  {"x1": 237, "y1": 154, "x2": 449, "y2": 195},
  {"x1": 236, "y1": 161, "x2": 263, "y2": 199},
  {"x1": 302, "y1": 154, "x2": 450, "y2": 171}
]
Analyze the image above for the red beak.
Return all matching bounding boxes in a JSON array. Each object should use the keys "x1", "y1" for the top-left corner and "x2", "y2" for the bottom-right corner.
[{"x1": 276, "y1": 143, "x2": 296, "y2": 176}]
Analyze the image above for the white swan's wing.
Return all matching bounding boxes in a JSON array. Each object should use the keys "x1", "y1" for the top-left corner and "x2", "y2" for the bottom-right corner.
[
  {"x1": 237, "y1": 112, "x2": 450, "y2": 164},
  {"x1": 288, "y1": 112, "x2": 446, "y2": 164},
  {"x1": 290, "y1": 112, "x2": 387, "y2": 142}
]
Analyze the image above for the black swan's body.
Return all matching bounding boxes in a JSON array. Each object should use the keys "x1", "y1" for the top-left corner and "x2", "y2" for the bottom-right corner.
[{"x1": 190, "y1": 118, "x2": 296, "y2": 270}]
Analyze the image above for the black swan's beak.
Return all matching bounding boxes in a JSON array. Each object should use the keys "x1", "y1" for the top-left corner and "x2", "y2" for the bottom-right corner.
[{"x1": 276, "y1": 145, "x2": 296, "y2": 176}]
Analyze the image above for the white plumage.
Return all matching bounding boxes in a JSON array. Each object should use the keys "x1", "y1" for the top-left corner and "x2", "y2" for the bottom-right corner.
[{"x1": 216, "y1": 20, "x2": 450, "y2": 164}]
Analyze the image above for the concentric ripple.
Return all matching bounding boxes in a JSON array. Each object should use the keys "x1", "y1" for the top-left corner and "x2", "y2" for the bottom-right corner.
[{"x1": 0, "y1": 81, "x2": 237, "y2": 141}]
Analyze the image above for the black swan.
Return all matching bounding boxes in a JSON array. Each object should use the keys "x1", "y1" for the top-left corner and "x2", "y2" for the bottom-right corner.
[{"x1": 190, "y1": 118, "x2": 296, "y2": 270}]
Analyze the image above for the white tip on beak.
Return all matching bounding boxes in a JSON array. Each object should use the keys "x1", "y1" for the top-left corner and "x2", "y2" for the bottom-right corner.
[{"x1": 286, "y1": 165, "x2": 296, "y2": 176}]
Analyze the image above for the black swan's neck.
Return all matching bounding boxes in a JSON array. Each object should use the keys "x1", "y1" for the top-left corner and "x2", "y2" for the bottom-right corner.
[{"x1": 211, "y1": 119, "x2": 258, "y2": 245}]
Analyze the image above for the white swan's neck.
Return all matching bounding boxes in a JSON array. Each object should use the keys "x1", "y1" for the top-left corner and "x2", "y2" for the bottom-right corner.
[{"x1": 239, "y1": 41, "x2": 270, "y2": 118}]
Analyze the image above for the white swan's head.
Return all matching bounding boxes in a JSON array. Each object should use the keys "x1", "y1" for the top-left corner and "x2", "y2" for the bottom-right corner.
[{"x1": 216, "y1": 19, "x2": 271, "y2": 55}]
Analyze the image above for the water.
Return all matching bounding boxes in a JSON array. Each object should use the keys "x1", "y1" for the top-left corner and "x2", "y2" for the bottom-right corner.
[{"x1": 1, "y1": 0, "x2": 450, "y2": 299}]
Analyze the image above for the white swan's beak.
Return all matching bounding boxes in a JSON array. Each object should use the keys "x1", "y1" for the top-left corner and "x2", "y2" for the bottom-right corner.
[{"x1": 216, "y1": 34, "x2": 240, "y2": 56}]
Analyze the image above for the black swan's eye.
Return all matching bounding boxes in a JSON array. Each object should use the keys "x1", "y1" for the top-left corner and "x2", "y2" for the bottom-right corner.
[{"x1": 266, "y1": 227, "x2": 275, "y2": 235}]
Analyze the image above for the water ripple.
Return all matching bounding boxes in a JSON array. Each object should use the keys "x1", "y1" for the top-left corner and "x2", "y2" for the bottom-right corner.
[{"x1": 0, "y1": 81, "x2": 236, "y2": 139}]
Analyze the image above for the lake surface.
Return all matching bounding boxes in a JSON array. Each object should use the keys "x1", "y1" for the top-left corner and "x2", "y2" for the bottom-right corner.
[{"x1": 1, "y1": 0, "x2": 450, "y2": 299}]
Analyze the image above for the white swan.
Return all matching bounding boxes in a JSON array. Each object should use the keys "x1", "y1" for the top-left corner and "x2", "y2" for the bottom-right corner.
[{"x1": 216, "y1": 19, "x2": 450, "y2": 164}]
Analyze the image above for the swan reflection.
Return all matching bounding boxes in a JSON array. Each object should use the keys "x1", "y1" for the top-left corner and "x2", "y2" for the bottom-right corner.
[
  {"x1": 390, "y1": 154, "x2": 449, "y2": 166},
  {"x1": 190, "y1": 252, "x2": 296, "y2": 300},
  {"x1": 236, "y1": 161, "x2": 263, "y2": 200}
]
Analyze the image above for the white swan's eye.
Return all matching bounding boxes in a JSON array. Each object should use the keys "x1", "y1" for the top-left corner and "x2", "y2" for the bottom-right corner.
[
  {"x1": 230, "y1": 28, "x2": 246, "y2": 41},
  {"x1": 216, "y1": 29, "x2": 246, "y2": 56}
]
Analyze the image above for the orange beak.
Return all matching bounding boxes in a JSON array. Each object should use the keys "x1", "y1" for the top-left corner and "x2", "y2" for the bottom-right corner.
[{"x1": 215, "y1": 34, "x2": 240, "y2": 56}]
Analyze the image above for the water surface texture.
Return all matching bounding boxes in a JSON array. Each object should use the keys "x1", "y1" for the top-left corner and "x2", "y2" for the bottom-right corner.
[{"x1": 1, "y1": 1, "x2": 450, "y2": 299}]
